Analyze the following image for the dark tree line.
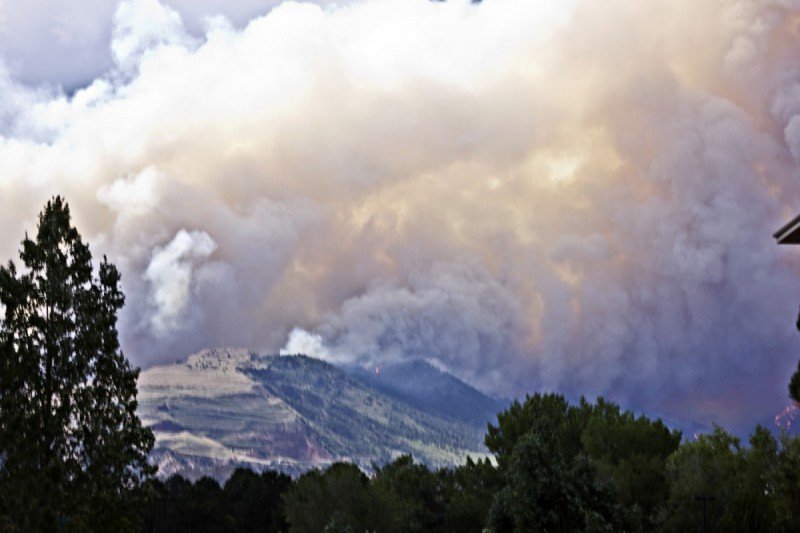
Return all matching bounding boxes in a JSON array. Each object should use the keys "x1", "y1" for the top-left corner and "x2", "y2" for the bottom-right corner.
[
  {"x1": 138, "y1": 393, "x2": 800, "y2": 533},
  {"x1": 139, "y1": 468, "x2": 291, "y2": 532}
]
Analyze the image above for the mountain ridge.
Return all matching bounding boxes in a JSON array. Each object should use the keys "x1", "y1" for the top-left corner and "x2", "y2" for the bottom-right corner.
[
  {"x1": 341, "y1": 359, "x2": 509, "y2": 428},
  {"x1": 137, "y1": 349, "x2": 494, "y2": 481}
]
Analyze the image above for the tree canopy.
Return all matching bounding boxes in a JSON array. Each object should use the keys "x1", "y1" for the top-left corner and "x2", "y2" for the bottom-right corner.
[
  {"x1": 0, "y1": 197, "x2": 154, "y2": 530},
  {"x1": 133, "y1": 395, "x2": 800, "y2": 533},
  {"x1": 485, "y1": 392, "x2": 681, "y2": 530}
]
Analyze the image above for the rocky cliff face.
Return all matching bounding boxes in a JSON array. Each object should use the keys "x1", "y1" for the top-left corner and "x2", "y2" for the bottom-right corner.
[{"x1": 138, "y1": 349, "x2": 491, "y2": 481}]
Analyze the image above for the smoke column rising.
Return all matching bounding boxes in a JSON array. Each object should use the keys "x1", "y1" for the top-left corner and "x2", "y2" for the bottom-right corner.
[{"x1": 1, "y1": 0, "x2": 800, "y2": 432}]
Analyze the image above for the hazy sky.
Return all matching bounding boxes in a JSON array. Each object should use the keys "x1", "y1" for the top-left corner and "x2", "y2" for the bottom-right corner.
[
  {"x1": 1, "y1": 0, "x2": 800, "y2": 434},
  {"x1": 0, "y1": 0, "x2": 345, "y2": 89}
]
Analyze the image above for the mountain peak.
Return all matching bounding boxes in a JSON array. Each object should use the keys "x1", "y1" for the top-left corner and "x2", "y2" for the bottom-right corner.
[
  {"x1": 138, "y1": 350, "x2": 491, "y2": 481},
  {"x1": 342, "y1": 359, "x2": 508, "y2": 427}
]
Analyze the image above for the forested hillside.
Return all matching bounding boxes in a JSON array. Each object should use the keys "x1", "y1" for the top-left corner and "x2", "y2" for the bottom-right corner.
[
  {"x1": 138, "y1": 349, "x2": 489, "y2": 480},
  {"x1": 139, "y1": 392, "x2": 800, "y2": 532}
]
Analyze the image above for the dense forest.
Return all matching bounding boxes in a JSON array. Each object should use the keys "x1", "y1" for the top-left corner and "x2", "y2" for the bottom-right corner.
[{"x1": 134, "y1": 390, "x2": 800, "y2": 532}]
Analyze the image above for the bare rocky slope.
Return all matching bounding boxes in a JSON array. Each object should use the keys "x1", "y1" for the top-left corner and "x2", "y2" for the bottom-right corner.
[{"x1": 138, "y1": 349, "x2": 496, "y2": 481}]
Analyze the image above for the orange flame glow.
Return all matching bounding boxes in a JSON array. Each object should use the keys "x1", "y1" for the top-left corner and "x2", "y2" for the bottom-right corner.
[{"x1": 775, "y1": 403, "x2": 799, "y2": 431}]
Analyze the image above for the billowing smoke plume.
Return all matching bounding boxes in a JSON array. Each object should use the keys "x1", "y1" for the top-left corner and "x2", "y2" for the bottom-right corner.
[{"x1": 1, "y1": 0, "x2": 800, "y2": 432}]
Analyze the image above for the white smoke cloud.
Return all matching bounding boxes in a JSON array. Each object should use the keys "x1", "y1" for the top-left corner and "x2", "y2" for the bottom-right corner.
[
  {"x1": 1, "y1": 0, "x2": 800, "y2": 431},
  {"x1": 111, "y1": 0, "x2": 195, "y2": 73},
  {"x1": 280, "y1": 328, "x2": 331, "y2": 359},
  {"x1": 144, "y1": 230, "x2": 217, "y2": 335},
  {"x1": 144, "y1": 229, "x2": 218, "y2": 335}
]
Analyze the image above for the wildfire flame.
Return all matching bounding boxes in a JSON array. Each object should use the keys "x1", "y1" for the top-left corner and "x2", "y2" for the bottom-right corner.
[{"x1": 775, "y1": 403, "x2": 799, "y2": 431}]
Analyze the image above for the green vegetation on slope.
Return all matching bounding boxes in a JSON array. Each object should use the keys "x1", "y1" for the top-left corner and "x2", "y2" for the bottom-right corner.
[
  {"x1": 248, "y1": 355, "x2": 486, "y2": 464},
  {"x1": 136, "y1": 391, "x2": 800, "y2": 533},
  {"x1": 138, "y1": 350, "x2": 488, "y2": 480}
]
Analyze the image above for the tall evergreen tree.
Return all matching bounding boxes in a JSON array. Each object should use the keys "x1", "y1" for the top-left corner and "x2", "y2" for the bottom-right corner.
[
  {"x1": 792, "y1": 311, "x2": 800, "y2": 405},
  {"x1": 0, "y1": 197, "x2": 154, "y2": 530}
]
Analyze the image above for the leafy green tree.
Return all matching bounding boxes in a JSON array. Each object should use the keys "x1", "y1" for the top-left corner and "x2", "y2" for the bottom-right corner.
[
  {"x1": 485, "y1": 393, "x2": 576, "y2": 470},
  {"x1": 486, "y1": 393, "x2": 680, "y2": 530},
  {"x1": 373, "y1": 455, "x2": 443, "y2": 532},
  {"x1": 664, "y1": 427, "x2": 743, "y2": 532},
  {"x1": 284, "y1": 463, "x2": 386, "y2": 532},
  {"x1": 792, "y1": 313, "x2": 800, "y2": 403},
  {"x1": 663, "y1": 425, "x2": 800, "y2": 533},
  {"x1": 439, "y1": 456, "x2": 503, "y2": 532},
  {"x1": 737, "y1": 427, "x2": 782, "y2": 530},
  {"x1": 187, "y1": 476, "x2": 228, "y2": 532},
  {"x1": 488, "y1": 432, "x2": 617, "y2": 532},
  {"x1": 140, "y1": 475, "x2": 228, "y2": 533},
  {"x1": 223, "y1": 468, "x2": 291, "y2": 532},
  {"x1": 578, "y1": 397, "x2": 681, "y2": 528},
  {"x1": 774, "y1": 432, "x2": 800, "y2": 532},
  {"x1": 0, "y1": 197, "x2": 155, "y2": 530}
]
